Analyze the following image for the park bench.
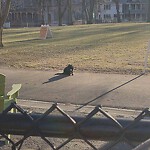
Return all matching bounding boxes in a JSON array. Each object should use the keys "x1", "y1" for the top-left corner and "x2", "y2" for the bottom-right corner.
[{"x1": 0, "y1": 73, "x2": 21, "y2": 113}]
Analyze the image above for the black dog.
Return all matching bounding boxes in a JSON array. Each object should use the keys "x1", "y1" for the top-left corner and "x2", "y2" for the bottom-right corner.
[{"x1": 63, "y1": 64, "x2": 74, "y2": 76}]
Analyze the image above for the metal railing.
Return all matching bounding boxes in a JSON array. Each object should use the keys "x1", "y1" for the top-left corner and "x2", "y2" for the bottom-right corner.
[{"x1": 0, "y1": 102, "x2": 150, "y2": 150}]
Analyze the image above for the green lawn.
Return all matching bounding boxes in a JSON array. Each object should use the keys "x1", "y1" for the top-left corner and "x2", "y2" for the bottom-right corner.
[{"x1": 1, "y1": 23, "x2": 150, "y2": 74}]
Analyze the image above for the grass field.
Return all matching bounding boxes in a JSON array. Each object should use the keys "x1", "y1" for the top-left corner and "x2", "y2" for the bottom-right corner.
[{"x1": 1, "y1": 23, "x2": 150, "y2": 74}]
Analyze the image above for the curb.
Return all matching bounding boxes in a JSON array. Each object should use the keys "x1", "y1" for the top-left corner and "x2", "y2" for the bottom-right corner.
[{"x1": 18, "y1": 99, "x2": 142, "y2": 118}]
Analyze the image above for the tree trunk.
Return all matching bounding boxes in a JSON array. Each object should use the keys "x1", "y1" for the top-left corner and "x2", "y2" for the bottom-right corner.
[
  {"x1": 58, "y1": 0, "x2": 63, "y2": 26},
  {"x1": 57, "y1": 0, "x2": 68, "y2": 26},
  {"x1": 0, "y1": 0, "x2": 11, "y2": 47},
  {"x1": 147, "y1": 0, "x2": 150, "y2": 22},
  {"x1": 114, "y1": 0, "x2": 121, "y2": 23},
  {"x1": 82, "y1": 0, "x2": 95, "y2": 24},
  {"x1": 88, "y1": 0, "x2": 95, "y2": 24},
  {"x1": 2, "y1": 0, "x2": 11, "y2": 24},
  {"x1": 0, "y1": 27, "x2": 3, "y2": 47},
  {"x1": 82, "y1": 0, "x2": 85, "y2": 24},
  {"x1": 82, "y1": 0, "x2": 90, "y2": 24},
  {"x1": 68, "y1": 0, "x2": 73, "y2": 25},
  {"x1": 0, "y1": 0, "x2": 3, "y2": 48}
]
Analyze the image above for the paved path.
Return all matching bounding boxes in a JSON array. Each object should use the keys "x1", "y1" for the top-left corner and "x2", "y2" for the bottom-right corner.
[{"x1": 0, "y1": 68, "x2": 150, "y2": 110}]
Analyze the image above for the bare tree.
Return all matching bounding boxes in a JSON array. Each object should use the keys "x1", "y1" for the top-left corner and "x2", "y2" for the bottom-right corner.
[
  {"x1": 0, "y1": 0, "x2": 11, "y2": 47},
  {"x1": 113, "y1": 0, "x2": 121, "y2": 22},
  {"x1": 89, "y1": 0, "x2": 95, "y2": 24},
  {"x1": 82, "y1": 0, "x2": 96, "y2": 24},
  {"x1": 82, "y1": 0, "x2": 88, "y2": 23},
  {"x1": 57, "y1": 0, "x2": 73, "y2": 26},
  {"x1": 67, "y1": 0, "x2": 73, "y2": 25},
  {"x1": 57, "y1": 0, "x2": 67, "y2": 26},
  {"x1": 147, "y1": 0, "x2": 150, "y2": 22},
  {"x1": 38, "y1": 0, "x2": 51, "y2": 25}
]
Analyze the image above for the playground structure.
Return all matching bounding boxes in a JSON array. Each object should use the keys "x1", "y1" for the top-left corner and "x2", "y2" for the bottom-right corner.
[{"x1": 0, "y1": 74, "x2": 21, "y2": 113}]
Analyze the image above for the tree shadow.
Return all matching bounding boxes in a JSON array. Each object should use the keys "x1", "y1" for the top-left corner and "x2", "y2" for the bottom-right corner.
[{"x1": 43, "y1": 73, "x2": 69, "y2": 84}]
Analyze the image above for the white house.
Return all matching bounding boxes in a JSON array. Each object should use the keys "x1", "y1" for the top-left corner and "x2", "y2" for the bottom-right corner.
[
  {"x1": 97, "y1": 0, "x2": 148, "y2": 23},
  {"x1": 98, "y1": 0, "x2": 122, "y2": 23}
]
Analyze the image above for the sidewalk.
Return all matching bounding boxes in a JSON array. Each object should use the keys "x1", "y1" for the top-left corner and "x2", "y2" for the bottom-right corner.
[
  {"x1": 18, "y1": 99, "x2": 142, "y2": 118},
  {"x1": 0, "y1": 67, "x2": 150, "y2": 110}
]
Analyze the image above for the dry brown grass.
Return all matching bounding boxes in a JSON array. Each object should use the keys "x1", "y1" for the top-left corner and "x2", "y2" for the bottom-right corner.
[{"x1": 1, "y1": 23, "x2": 150, "y2": 74}]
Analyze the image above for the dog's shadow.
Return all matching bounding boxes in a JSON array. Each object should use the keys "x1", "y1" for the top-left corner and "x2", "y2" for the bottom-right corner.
[{"x1": 43, "y1": 73, "x2": 69, "y2": 84}]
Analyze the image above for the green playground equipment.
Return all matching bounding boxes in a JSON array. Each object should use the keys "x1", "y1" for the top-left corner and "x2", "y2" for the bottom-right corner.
[
  {"x1": 0, "y1": 74, "x2": 21, "y2": 113},
  {"x1": 0, "y1": 73, "x2": 21, "y2": 144}
]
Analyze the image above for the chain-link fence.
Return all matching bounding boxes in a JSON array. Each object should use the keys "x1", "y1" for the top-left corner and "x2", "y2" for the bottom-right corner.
[{"x1": 0, "y1": 102, "x2": 150, "y2": 150}]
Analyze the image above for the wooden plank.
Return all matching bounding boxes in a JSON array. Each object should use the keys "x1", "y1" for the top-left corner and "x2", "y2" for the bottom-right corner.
[
  {"x1": 0, "y1": 74, "x2": 5, "y2": 96},
  {"x1": 7, "y1": 84, "x2": 22, "y2": 99}
]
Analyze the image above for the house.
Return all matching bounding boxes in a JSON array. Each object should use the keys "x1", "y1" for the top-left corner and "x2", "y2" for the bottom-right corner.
[
  {"x1": 6, "y1": 0, "x2": 149, "y2": 27},
  {"x1": 121, "y1": 0, "x2": 148, "y2": 22},
  {"x1": 97, "y1": 0, "x2": 148, "y2": 23},
  {"x1": 7, "y1": 0, "x2": 82, "y2": 27},
  {"x1": 97, "y1": 0, "x2": 122, "y2": 23}
]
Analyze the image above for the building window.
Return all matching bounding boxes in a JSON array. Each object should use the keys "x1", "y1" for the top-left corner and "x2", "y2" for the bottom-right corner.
[
  {"x1": 136, "y1": 4, "x2": 141, "y2": 10},
  {"x1": 142, "y1": 14, "x2": 146, "y2": 20},
  {"x1": 104, "y1": 4, "x2": 111, "y2": 10},
  {"x1": 131, "y1": 13, "x2": 135, "y2": 19},
  {"x1": 122, "y1": 4, "x2": 129, "y2": 13},
  {"x1": 104, "y1": 14, "x2": 111, "y2": 19},
  {"x1": 131, "y1": 4, "x2": 135, "y2": 10},
  {"x1": 141, "y1": 4, "x2": 145, "y2": 10}
]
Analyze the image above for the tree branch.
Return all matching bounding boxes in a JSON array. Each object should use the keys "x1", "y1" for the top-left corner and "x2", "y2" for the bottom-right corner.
[{"x1": 2, "y1": 0, "x2": 11, "y2": 25}]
